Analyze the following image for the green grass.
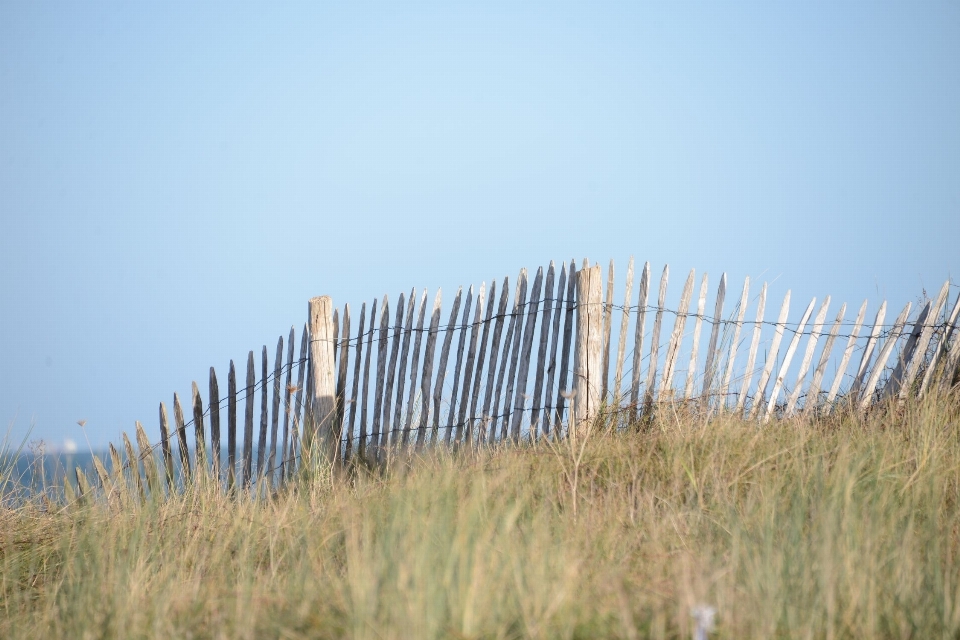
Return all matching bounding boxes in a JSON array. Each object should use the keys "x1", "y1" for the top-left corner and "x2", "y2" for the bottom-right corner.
[{"x1": 3, "y1": 394, "x2": 960, "y2": 638}]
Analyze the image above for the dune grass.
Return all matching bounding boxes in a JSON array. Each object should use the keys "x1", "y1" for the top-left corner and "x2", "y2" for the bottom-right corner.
[{"x1": 3, "y1": 393, "x2": 960, "y2": 639}]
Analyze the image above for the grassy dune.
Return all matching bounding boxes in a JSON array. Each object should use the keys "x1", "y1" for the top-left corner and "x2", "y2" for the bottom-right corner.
[{"x1": 3, "y1": 395, "x2": 960, "y2": 639}]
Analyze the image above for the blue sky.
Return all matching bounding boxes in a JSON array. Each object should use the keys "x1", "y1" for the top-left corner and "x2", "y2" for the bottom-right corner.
[{"x1": 2, "y1": 3, "x2": 958, "y2": 449}]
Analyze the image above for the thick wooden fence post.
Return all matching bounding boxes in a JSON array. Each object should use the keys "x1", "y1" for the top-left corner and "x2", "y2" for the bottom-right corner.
[
  {"x1": 574, "y1": 264, "x2": 603, "y2": 433},
  {"x1": 308, "y1": 296, "x2": 338, "y2": 463}
]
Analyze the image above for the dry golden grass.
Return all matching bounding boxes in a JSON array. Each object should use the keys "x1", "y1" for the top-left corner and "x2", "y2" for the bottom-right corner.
[{"x1": 3, "y1": 393, "x2": 960, "y2": 638}]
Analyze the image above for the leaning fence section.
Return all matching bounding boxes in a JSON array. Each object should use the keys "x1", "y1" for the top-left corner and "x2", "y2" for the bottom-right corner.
[{"x1": 72, "y1": 258, "x2": 960, "y2": 501}]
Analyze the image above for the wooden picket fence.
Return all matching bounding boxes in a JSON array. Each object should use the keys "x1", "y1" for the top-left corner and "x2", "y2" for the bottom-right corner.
[{"x1": 72, "y1": 258, "x2": 960, "y2": 501}]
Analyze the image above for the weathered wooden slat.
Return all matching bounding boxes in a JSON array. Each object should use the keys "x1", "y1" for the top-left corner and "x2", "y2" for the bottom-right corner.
[
  {"x1": 346, "y1": 303, "x2": 366, "y2": 458},
  {"x1": 242, "y1": 351, "x2": 255, "y2": 485},
  {"x1": 209, "y1": 367, "x2": 221, "y2": 479},
  {"x1": 431, "y1": 287, "x2": 462, "y2": 444},
  {"x1": 227, "y1": 360, "x2": 237, "y2": 488},
  {"x1": 500, "y1": 271, "x2": 529, "y2": 440},
  {"x1": 417, "y1": 290, "x2": 443, "y2": 447},
  {"x1": 122, "y1": 432, "x2": 145, "y2": 503},
  {"x1": 554, "y1": 260, "x2": 578, "y2": 434},
  {"x1": 898, "y1": 280, "x2": 951, "y2": 400},
  {"x1": 642, "y1": 265, "x2": 669, "y2": 415},
  {"x1": 457, "y1": 283, "x2": 485, "y2": 444},
  {"x1": 542, "y1": 264, "x2": 567, "y2": 436},
  {"x1": 700, "y1": 273, "x2": 727, "y2": 403},
  {"x1": 380, "y1": 293, "x2": 406, "y2": 449},
  {"x1": 612, "y1": 258, "x2": 635, "y2": 404},
  {"x1": 762, "y1": 297, "x2": 817, "y2": 422},
  {"x1": 717, "y1": 277, "x2": 750, "y2": 412},
  {"x1": 468, "y1": 279, "x2": 497, "y2": 443},
  {"x1": 784, "y1": 296, "x2": 831, "y2": 416},
  {"x1": 629, "y1": 262, "x2": 650, "y2": 419},
  {"x1": 511, "y1": 267, "x2": 544, "y2": 440},
  {"x1": 685, "y1": 273, "x2": 709, "y2": 400},
  {"x1": 371, "y1": 295, "x2": 390, "y2": 454},
  {"x1": 575, "y1": 264, "x2": 603, "y2": 430},
  {"x1": 359, "y1": 301, "x2": 376, "y2": 458},
  {"x1": 884, "y1": 302, "x2": 931, "y2": 399},
  {"x1": 530, "y1": 264, "x2": 555, "y2": 438},
  {"x1": 135, "y1": 421, "x2": 161, "y2": 498},
  {"x1": 403, "y1": 291, "x2": 428, "y2": 446},
  {"x1": 173, "y1": 392, "x2": 191, "y2": 482},
  {"x1": 826, "y1": 300, "x2": 868, "y2": 405},
  {"x1": 859, "y1": 302, "x2": 912, "y2": 409},
  {"x1": 257, "y1": 346, "x2": 268, "y2": 478},
  {"x1": 392, "y1": 291, "x2": 416, "y2": 446},
  {"x1": 335, "y1": 305, "x2": 351, "y2": 459},
  {"x1": 289, "y1": 324, "x2": 309, "y2": 479},
  {"x1": 601, "y1": 260, "x2": 615, "y2": 401},
  {"x1": 481, "y1": 278, "x2": 510, "y2": 443},
  {"x1": 490, "y1": 278, "x2": 522, "y2": 442},
  {"x1": 268, "y1": 336, "x2": 283, "y2": 479},
  {"x1": 850, "y1": 302, "x2": 887, "y2": 399},
  {"x1": 735, "y1": 283, "x2": 766, "y2": 413},
  {"x1": 445, "y1": 287, "x2": 474, "y2": 444},
  {"x1": 661, "y1": 268, "x2": 695, "y2": 397},
  {"x1": 804, "y1": 302, "x2": 846, "y2": 413},
  {"x1": 749, "y1": 291, "x2": 791, "y2": 419},
  {"x1": 280, "y1": 327, "x2": 295, "y2": 481},
  {"x1": 922, "y1": 288, "x2": 960, "y2": 397},
  {"x1": 940, "y1": 309, "x2": 960, "y2": 393},
  {"x1": 191, "y1": 381, "x2": 206, "y2": 472}
]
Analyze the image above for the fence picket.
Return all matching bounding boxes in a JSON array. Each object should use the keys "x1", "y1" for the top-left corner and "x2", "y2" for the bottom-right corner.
[
  {"x1": 511, "y1": 267, "x2": 544, "y2": 440},
  {"x1": 717, "y1": 277, "x2": 750, "y2": 412},
  {"x1": 601, "y1": 260, "x2": 615, "y2": 400},
  {"x1": 784, "y1": 296, "x2": 831, "y2": 416},
  {"x1": 417, "y1": 290, "x2": 443, "y2": 447},
  {"x1": 257, "y1": 346, "x2": 268, "y2": 478},
  {"x1": 884, "y1": 302, "x2": 930, "y2": 399},
  {"x1": 159, "y1": 401, "x2": 175, "y2": 489},
  {"x1": 530, "y1": 264, "x2": 555, "y2": 438},
  {"x1": 280, "y1": 327, "x2": 295, "y2": 480},
  {"x1": 227, "y1": 361, "x2": 237, "y2": 488},
  {"x1": 701, "y1": 274, "x2": 727, "y2": 404},
  {"x1": 940, "y1": 312, "x2": 960, "y2": 392},
  {"x1": 445, "y1": 287, "x2": 474, "y2": 444},
  {"x1": 267, "y1": 337, "x2": 282, "y2": 480},
  {"x1": 481, "y1": 279, "x2": 510, "y2": 443},
  {"x1": 859, "y1": 302, "x2": 912, "y2": 409},
  {"x1": 613, "y1": 258, "x2": 635, "y2": 404},
  {"x1": 898, "y1": 280, "x2": 950, "y2": 399},
  {"x1": 242, "y1": 351, "x2": 254, "y2": 485},
  {"x1": 661, "y1": 268, "x2": 695, "y2": 397},
  {"x1": 736, "y1": 283, "x2": 766, "y2": 413},
  {"x1": 336, "y1": 305, "x2": 351, "y2": 459},
  {"x1": 685, "y1": 273, "x2": 709, "y2": 400},
  {"x1": 359, "y1": 301, "x2": 376, "y2": 458},
  {"x1": 393, "y1": 291, "x2": 416, "y2": 446},
  {"x1": 468, "y1": 280, "x2": 497, "y2": 443},
  {"x1": 173, "y1": 392, "x2": 191, "y2": 482},
  {"x1": 381, "y1": 293, "x2": 405, "y2": 449},
  {"x1": 542, "y1": 264, "x2": 566, "y2": 436},
  {"x1": 403, "y1": 291, "x2": 428, "y2": 446},
  {"x1": 432, "y1": 287, "x2": 462, "y2": 444},
  {"x1": 850, "y1": 302, "x2": 887, "y2": 399},
  {"x1": 458, "y1": 283, "x2": 485, "y2": 444},
  {"x1": 346, "y1": 303, "x2": 366, "y2": 458},
  {"x1": 629, "y1": 262, "x2": 651, "y2": 419},
  {"x1": 372, "y1": 296, "x2": 390, "y2": 453},
  {"x1": 289, "y1": 324, "x2": 309, "y2": 479},
  {"x1": 763, "y1": 297, "x2": 817, "y2": 421},
  {"x1": 643, "y1": 265, "x2": 670, "y2": 414},
  {"x1": 750, "y1": 291, "x2": 791, "y2": 419},
  {"x1": 554, "y1": 261, "x2": 578, "y2": 434},
  {"x1": 804, "y1": 302, "x2": 846, "y2": 413},
  {"x1": 191, "y1": 381, "x2": 206, "y2": 471},
  {"x1": 922, "y1": 289, "x2": 960, "y2": 397},
  {"x1": 209, "y1": 367, "x2": 221, "y2": 479},
  {"x1": 500, "y1": 271, "x2": 529, "y2": 440},
  {"x1": 826, "y1": 300, "x2": 868, "y2": 405}
]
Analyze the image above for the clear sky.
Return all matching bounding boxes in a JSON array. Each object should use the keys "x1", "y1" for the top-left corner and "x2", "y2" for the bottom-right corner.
[{"x1": 2, "y1": 3, "x2": 958, "y2": 450}]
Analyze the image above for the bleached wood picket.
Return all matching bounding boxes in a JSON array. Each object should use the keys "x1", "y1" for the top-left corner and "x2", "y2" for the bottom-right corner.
[
  {"x1": 736, "y1": 283, "x2": 766, "y2": 414},
  {"x1": 718, "y1": 277, "x2": 749, "y2": 412},
  {"x1": 859, "y1": 302, "x2": 912, "y2": 409},
  {"x1": 686, "y1": 273, "x2": 709, "y2": 400},
  {"x1": 661, "y1": 269, "x2": 695, "y2": 397},
  {"x1": 826, "y1": 300, "x2": 867, "y2": 406},
  {"x1": 750, "y1": 291, "x2": 791, "y2": 420},
  {"x1": 643, "y1": 266, "x2": 669, "y2": 414},
  {"x1": 784, "y1": 296, "x2": 830, "y2": 416}
]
